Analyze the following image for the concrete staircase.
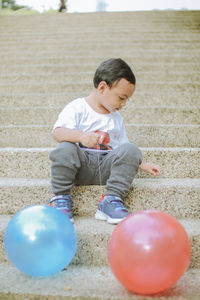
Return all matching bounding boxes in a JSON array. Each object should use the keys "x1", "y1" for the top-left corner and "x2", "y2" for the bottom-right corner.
[{"x1": 0, "y1": 10, "x2": 200, "y2": 299}]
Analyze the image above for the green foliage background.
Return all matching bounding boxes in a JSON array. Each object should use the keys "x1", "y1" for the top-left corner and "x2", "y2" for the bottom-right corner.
[{"x1": 2, "y1": 0, "x2": 27, "y2": 10}]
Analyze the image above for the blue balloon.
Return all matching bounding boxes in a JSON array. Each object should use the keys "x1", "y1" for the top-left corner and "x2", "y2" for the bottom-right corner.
[{"x1": 4, "y1": 205, "x2": 77, "y2": 277}]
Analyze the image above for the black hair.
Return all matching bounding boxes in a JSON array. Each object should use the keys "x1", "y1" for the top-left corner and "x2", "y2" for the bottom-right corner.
[{"x1": 93, "y1": 58, "x2": 136, "y2": 88}]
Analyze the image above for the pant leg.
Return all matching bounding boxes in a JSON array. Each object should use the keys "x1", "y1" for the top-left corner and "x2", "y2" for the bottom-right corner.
[
  {"x1": 49, "y1": 142, "x2": 97, "y2": 195},
  {"x1": 99, "y1": 143, "x2": 142, "y2": 198}
]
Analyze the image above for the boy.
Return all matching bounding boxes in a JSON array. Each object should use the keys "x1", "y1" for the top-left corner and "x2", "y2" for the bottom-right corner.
[{"x1": 48, "y1": 58, "x2": 161, "y2": 224}]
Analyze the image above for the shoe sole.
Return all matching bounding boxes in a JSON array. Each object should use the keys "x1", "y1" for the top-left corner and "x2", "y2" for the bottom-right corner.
[{"x1": 95, "y1": 210, "x2": 124, "y2": 224}]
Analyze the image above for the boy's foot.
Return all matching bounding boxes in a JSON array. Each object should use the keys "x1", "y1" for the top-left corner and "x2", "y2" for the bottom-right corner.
[
  {"x1": 47, "y1": 195, "x2": 74, "y2": 223},
  {"x1": 95, "y1": 194, "x2": 130, "y2": 224}
]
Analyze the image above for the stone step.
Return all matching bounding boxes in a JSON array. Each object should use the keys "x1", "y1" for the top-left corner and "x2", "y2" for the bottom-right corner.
[
  {"x1": 1, "y1": 148, "x2": 199, "y2": 179},
  {"x1": 0, "y1": 24, "x2": 198, "y2": 34},
  {"x1": 0, "y1": 9, "x2": 199, "y2": 20},
  {"x1": 1, "y1": 124, "x2": 200, "y2": 148},
  {"x1": 1, "y1": 62, "x2": 199, "y2": 74},
  {"x1": 0, "y1": 263, "x2": 199, "y2": 300},
  {"x1": 1, "y1": 40, "x2": 199, "y2": 52},
  {"x1": 1, "y1": 71, "x2": 199, "y2": 84},
  {"x1": 1, "y1": 48, "x2": 200, "y2": 59},
  {"x1": 0, "y1": 29, "x2": 198, "y2": 39},
  {"x1": 1, "y1": 53, "x2": 200, "y2": 66},
  {"x1": 1, "y1": 51, "x2": 200, "y2": 62},
  {"x1": 0, "y1": 92, "x2": 199, "y2": 108},
  {"x1": 0, "y1": 216, "x2": 199, "y2": 269},
  {"x1": 1, "y1": 23, "x2": 199, "y2": 33},
  {"x1": 1, "y1": 22, "x2": 198, "y2": 33},
  {"x1": 2, "y1": 14, "x2": 198, "y2": 26},
  {"x1": 0, "y1": 178, "x2": 199, "y2": 218},
  {"x1": 6, "y1": 31, "x2": 198, "y2": 38},
  {"x1": 1, "y1": 106, "x2": 199, "y2": 126},
  {"x1": 0, "y1": 148, "x2": 199, "y2": 179},
  {"x1": 0, "y1": 79, "x2": 200, "y2": 97},
  {"x1": 1, "y1": 81, "x2": 200, "y2": 94},
  {"x1": 1, "y1": 14, "x2": 198, "y2": 27}
]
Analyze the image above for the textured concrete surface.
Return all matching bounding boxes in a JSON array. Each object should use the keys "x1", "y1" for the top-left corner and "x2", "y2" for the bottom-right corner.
[
  {"x1": 0, "y1": 263, "x2": 200, "y2": 300},
  {"x1": 1, "y1": 125, "x2": 200, "y2": 148},
  {"x1": 0, "y1": 81, "x2": 200, "y2": 96},
  {"x1": 1, "y1": 70, "x2": 200, "y2": 85},
  {"x1": 0, "y1": 148, "x2": 200, "y2": 179},
  {"x1": 1, "y1": 106, "x2": 199, "y2": 125},
  {"x1": 1, "y1": 216, "x2": 200, "y2": 268},
  {"x1": 0, "y1": 178, "x2": 199, "y2": 218},
  {"x1": 1, "y1": 92, "x2": 199, "y2": 108}
]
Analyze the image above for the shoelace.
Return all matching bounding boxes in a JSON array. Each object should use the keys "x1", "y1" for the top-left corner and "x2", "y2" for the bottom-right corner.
[
  {"x1": 110, "y1": 200, "x2": 127, "y2": 211},
  {"x1": 55, "y1": 199, "x2": 71, "y2": 210}
]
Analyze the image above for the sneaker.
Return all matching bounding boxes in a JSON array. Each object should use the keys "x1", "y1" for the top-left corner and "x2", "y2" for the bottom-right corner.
[
  {"x1": 95, "y1": 194, "x2": 130, "y2": 224},
  {"x1": 47, "y1": 195, "x2": 74, "y2": 223}
]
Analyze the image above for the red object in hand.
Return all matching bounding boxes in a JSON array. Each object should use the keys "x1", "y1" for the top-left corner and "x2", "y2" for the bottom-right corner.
[
  {"x1": 94, "y1": 131, "x2": 112, "y2": 150},
  {"x1": 95, "y1": 131, "x2": 110, "y2": 145}
]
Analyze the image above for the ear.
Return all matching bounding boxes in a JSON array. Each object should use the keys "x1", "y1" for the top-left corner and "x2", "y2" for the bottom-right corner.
[{"x1": 97, "y1": 81, "x2": 108, "y2": 94}]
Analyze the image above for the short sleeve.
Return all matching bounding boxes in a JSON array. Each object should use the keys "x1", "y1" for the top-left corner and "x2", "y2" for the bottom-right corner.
[{"x1": 53, "y1": 100, "x2": 82, "y2": 131}]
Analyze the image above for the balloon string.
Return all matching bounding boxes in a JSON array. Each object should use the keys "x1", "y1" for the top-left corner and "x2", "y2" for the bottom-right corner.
[{"x1": 97, "y1": 152, "x2": 102, "y2": 186}]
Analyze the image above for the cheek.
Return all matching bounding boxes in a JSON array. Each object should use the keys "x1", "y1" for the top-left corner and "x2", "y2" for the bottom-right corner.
[
  {"x1": 103, "y1": 95, "x2": 113, "y2": 105},
  {"x1": 108, "y1": 95, "x2": 117, "y2": 103},
  {"x1": 108, "y1": 98, "x2": 117, "y2": 107}
]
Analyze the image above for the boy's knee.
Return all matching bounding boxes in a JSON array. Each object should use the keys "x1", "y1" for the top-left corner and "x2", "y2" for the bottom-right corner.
[
  {"x1": 50, "y1": 142, "x2": 78, "y2": 162},
  {"x1": 119, "y1": 143, "x2": 142, "y2": 164},
  {"x1": 129, "y1": 143, "x2": 142, "y2": 162}
]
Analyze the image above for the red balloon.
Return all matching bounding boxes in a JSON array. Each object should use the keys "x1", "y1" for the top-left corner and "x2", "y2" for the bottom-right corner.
[{"x1": 107, "y1": 210, "x2": 191, "y2": 295}]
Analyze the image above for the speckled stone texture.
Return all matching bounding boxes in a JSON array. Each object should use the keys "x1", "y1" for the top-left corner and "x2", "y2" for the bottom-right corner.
[
  {"x1": 0, "y1": 148, "x2": 199, "y2": 178},
  {"x1": 1, "y1": 106, "x2": 200, "y2": 125},
  {"x1": 1, "y1": 216, "x2": 200, "y2": 269},
  {"x1": 0, "y1": 178, "x2": 199, "y2": 218},
  {"x1": 0, "y1": 9, "x2": 199, "y2": 300},
  {"x1": 1, "y1": 92, "x2": 199, "y2": 108},
  {"x1": 1, "y1": 125, "x2": 200, "y2": 147},
  {"x1": 0, "y1": 264, "x2": 200, "y2": 300}
]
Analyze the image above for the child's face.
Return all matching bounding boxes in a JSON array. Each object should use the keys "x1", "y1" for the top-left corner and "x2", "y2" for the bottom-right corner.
[{"x1": 99, "y1": 78, "x2": 135, "y2": 113}]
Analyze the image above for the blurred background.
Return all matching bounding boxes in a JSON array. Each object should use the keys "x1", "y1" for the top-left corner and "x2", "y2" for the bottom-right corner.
[{"x1": 1, "y1": 0, "x2": 200, "y2": 14}]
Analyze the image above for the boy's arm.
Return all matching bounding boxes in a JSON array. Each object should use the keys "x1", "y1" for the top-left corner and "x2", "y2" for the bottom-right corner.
[
  {"x1": 53, "y1": 127, "x2": 100, "y2": 148},
  {"x1": 139, "y1": 161, "x2": 161, "y2": 176}
]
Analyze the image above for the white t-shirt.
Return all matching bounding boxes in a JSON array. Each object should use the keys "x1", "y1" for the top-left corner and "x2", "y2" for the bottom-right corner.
[{"x1": 53, "y1": 98, "x2": 129, "y2": 150}]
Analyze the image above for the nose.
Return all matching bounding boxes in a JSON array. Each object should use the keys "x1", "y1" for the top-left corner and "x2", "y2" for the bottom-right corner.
[{"x1": 121, "y1": 101, "x2": 127, "y2": 107}]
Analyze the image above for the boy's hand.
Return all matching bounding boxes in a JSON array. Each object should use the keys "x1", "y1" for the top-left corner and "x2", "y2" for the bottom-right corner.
[
  {"x1": 139, "y1": 161, "x2": 161, "y2": 176},
  {"x1": 79, "y1": 132, "x2": 100, "y2": 148}
]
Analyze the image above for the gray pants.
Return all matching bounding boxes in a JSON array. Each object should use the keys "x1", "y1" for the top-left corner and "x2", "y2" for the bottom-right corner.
[{"x1": 50, "y1": 142, "x2": 142, "y2": 199}]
